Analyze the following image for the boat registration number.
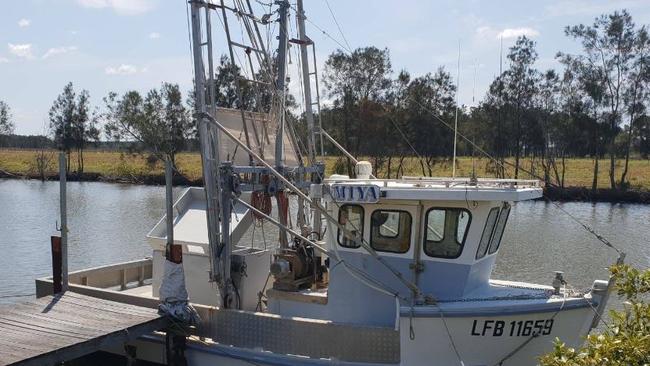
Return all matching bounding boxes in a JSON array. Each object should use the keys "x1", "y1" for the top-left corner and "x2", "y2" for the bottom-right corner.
[{"x1": 470, "y1": 319, "x2": 554, "y2": 337}]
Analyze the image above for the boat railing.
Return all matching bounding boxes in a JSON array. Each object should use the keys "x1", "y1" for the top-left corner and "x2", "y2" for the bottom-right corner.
[
  {"x1": 34, "y1": 258, "x2": 401, "y2": 363},
  {"x1": 326, "y1": 176, "x2": 542, "y2": 189},
  {"x1": 36, "y1": 258, "x2": 153, "y2": 297}
]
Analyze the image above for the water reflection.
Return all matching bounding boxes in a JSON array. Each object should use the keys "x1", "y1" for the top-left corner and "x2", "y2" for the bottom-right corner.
[
  {"x1": 1, "y1": 179, "x2": 648, "y2": 316},
  {"x1": 0, "y1": 179, "x2": 182, "y2": 303}
]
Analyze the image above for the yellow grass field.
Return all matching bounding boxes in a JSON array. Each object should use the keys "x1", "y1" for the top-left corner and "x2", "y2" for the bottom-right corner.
[{"x1": 1, "y1": 149, "x2": 649, "y2": 190}]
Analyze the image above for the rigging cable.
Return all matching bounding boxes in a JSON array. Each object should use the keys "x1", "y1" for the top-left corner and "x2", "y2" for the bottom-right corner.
[
  {"x1": 407, "y1": 96, "x2": 624, "y2": 255},
  {"x1": 285, "y1": 0, "x2": 627, "y2": 262},
  {"x1": 185, "y1": 0, "x2": 412, "y2": 304},
  {"x1": 185, "y1": 0, "x2": 196, "y2": 83},
  {"x1": 324, "y1": 0, "x2": 352, "y2": 51},
  {"x1": 288, "y1": 3, "x2": 352, "y2": 54},
  {"x1": 197, "y1": 110, "x2": 420, "y2": 298},
  {"x1": 287, "y1": 7, "x2": 626, "y2": 365}
]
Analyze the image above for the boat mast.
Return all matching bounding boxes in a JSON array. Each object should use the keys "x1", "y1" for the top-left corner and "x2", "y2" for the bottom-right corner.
[
  {"x1": 452, "y1": 40, "x2": 460, "y2": 178},
  {"x1": 296, "y1": 0, "x2": 316, "y2": 162},
  {"x1": 274, "y1": 0, "x2": 290, "y2": 169},
  {"x1": 189, "y1": 2, "x2": 223, "y2": 287},
  {"x1": 296, "y1": 0, "x2": 323, "y2": 237},
  {"x1": 275, "y1": 0, "x2": 290, "y2": 248}
]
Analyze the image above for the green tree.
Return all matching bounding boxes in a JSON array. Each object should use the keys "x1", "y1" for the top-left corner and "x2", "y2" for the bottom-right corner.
[
  {"x1": 104, "y1": 83, "x2": 193, "y2": 166},
  {"x1": 72, "y1": 90, "x2": 99, "y2": 174},
  {"x1": 501, "y1": 36, "x2": 540, "y2": 179},
  {"x1": 562, "y1": 10, "x2": 644, "y2": 189},
  {"x1": 0, "y1": 101, "x2": 14, "y2": 147},
  {"x1": 322, "y1": 46, "x2": 393, "y2": 175},
  {"x1": 49, "y1": 82, "x2": 97, "y2": 174},
  {"x1": 537, "y1": 69, "x2": 562, "y2": 186},
  {"x1": 402, "y1": 67, "x2": 457, "y2": 176},
  {"x1": 540, "y1": 264, "x2": 650, "y2": 366},
  {"x1": 620, "y1": 27, "x2": 650, "y2": 187},
  {"x1": 0, "y1": 101, "x2": 14, "y2": 135},
  {"x1": 477, "y1": 37, "x2": 539, "y2": 179},
  {"x1": 556, "y1": 54, "x2": 608, "y2": 190},
  {"x1": 323, "y1": 47, "x2": 392, "y2": 103},
  {"x1": 211, "y1": 55, "x2": 255, "y2": 110},
  {"x1": 639, "y1": 114, "x2": 650, "y2": 158}
]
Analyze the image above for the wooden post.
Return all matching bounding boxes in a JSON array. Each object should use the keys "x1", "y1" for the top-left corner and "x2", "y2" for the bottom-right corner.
[
  {"x1": 165, "y1": 159, "x2": 182, "y2": 264},
  {"x1": 51, "y1": 235, "x2": 62, "y2": 294},
  {"x1": 59, "y1": 152, "x2": 69, "y2": 292}
]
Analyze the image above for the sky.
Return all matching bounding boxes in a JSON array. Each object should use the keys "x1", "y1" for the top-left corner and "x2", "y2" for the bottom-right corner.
[{"x1": 2, "y1": 0, "x2": 650, "y2": 135}]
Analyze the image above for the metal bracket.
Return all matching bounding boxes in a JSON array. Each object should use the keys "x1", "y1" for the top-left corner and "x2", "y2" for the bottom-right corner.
[{"x1": 409, "y1": 261, "x2": 425, "y2": 273}]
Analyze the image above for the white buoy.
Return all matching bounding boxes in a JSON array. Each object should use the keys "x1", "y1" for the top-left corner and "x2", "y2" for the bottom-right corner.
[{"x1": 355, "y1": 161, "x2": 373, "y2": 180}]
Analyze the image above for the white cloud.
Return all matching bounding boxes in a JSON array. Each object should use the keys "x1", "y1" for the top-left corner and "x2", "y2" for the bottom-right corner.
[
  {"x1": 76, "y1": 0, "x2": 107, "y2": 7},
  {"x1": 105, "y1": 64, "x2": 138, "y2": 75},
  {"x1": 475, "y1": 26, "x2": 540, "y2": 41},
  {"x1": 8, "y1": 43, "x2": 34, "y2": 59},
  {"x1": 475, "y1": 26, "x2": 494, "y2": 39},
  {"x1": 148, "y1": 32, "x2": 160, "y2": 39},
  {"x1": 42, "y1": 46, "x2": 78, "y2": 59},
  {"x1": 0, "y1": 57, "x2": 9, "y2": 64},
  {"x1": 498, "y1": 27, "x2": 540, "y2": 40},
  {"x1": 76, "y1": 0, "x2": 156, "y2": 15},
  {"x1": 18, "y1": 18, "x2": 31, "y2": 28}
]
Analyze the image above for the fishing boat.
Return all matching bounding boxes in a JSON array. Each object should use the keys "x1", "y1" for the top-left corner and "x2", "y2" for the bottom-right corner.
[{"x1": 35, "y1": 1, "x2": 622, "y2": 365}]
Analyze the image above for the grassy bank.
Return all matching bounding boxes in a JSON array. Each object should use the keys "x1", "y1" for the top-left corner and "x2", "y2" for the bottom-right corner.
[
  {"x1": 332, "y1": 156, "x2": 650, "y2": 191},
  {"x1": 0, "y1": 149, "x2": 204, "y2": 184},
  {"x1": 1, "y1": 148, "x2": 650, "y2": 192}
]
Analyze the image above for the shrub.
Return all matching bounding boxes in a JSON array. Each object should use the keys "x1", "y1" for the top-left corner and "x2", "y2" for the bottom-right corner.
[{"x1": 539, "y1": 265, "x2": 650, "y2": 366}]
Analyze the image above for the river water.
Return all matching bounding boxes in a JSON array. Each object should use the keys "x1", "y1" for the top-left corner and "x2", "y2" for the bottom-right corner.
[{"x1": 1, "y1": 179, "x2": 648, "y2": 314}]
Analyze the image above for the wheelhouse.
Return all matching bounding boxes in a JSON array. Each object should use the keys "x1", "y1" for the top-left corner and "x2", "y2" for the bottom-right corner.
[{"x1": 325, "y1": 176, "x2": 542, "y2": 301}]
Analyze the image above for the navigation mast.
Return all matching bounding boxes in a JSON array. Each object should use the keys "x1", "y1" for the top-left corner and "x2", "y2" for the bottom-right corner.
[
  {"x1": 296, "y1": 0, "x2": 316, "y2": 162},
  {"x1": 274, "y1": 0, "x2": 290, "y2": 248},
  {"x1": 189, "y1": 2, "x2": 222, "y2": 288}
]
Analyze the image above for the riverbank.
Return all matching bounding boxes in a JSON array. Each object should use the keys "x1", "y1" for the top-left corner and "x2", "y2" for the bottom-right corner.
[{"x1": 1, "y1": 149, "x2": 649, "y2": 203}]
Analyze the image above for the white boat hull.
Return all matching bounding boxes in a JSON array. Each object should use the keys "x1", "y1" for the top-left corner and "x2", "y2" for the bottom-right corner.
[{"x1": 122, "y1": 303, "x2": 594, "y2": 366}]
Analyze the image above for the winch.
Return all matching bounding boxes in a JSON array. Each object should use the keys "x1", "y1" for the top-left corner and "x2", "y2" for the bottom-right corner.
[{"x1": 270, "y1": 228, "x2": 326, "y2": 291}]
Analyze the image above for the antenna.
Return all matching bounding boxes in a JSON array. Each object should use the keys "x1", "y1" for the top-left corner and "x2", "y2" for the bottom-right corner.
[
  {"x1": 452, "y1": 40, "x2": 460, "y2": 178},
  {"x1": 472, "y1": 58, "x2": 477, "y2": 105},
  {"x1": 499, "y1": 34, "x2": 503, "y2": 75}
]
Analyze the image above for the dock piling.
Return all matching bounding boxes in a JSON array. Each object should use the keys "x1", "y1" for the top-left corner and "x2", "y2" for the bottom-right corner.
[
  {"x1": 58, "y1": 152, "x2": 68, "y2": 292},
  {"x1": 50, "y1": 235, "x2": 62, "y2": 293}
]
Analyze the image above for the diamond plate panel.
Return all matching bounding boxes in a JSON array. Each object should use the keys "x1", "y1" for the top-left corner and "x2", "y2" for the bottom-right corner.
[{"x1": 210, "y1": 310, "x2": 400, "y2": 363}]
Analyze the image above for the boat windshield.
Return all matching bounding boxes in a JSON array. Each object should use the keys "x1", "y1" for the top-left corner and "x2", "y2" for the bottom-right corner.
[
  {"x1": 337, "y1": 204, "x2": 364, "y2": 248},
  {"x1": 424, "y1": 208, "x2": 471, "y2": 259},
  {"x1": 370, "y1": 210, "x2": 412, "y2": 253}
]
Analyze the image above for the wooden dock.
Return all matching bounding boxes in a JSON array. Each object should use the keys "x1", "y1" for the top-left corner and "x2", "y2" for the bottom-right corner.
[{"x1": 0, "y1": 291, "x2": 168, "y2": 366}]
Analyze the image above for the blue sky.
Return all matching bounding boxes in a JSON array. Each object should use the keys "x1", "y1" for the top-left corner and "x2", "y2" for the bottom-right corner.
[{"x1": 2, "y1": 0, "x2": 649, "y2": 135}]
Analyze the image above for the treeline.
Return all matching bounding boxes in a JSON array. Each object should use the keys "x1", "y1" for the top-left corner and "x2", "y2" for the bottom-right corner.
[
  {"x1": 318, "y1": 10, "x2": 650, "y2": 190},
  {"x1": 0, "y1": 9, "x2": 648, "y2": 190}
]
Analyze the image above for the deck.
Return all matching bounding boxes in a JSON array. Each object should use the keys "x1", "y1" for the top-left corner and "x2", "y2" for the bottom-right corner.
[{"x1": 0, "y1": 291, "x2": 168, "y2": 366}]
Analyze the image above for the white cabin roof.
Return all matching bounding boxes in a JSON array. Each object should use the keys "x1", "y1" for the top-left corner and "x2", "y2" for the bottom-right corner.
[{"x1": 323, "y1": 176, "x2": 543, "y2": 202}]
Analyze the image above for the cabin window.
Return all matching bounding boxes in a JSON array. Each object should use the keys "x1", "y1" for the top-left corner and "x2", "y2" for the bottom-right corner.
[
  {"x1": 424, "y1": 208, "x2": 471, "y2": 259},
  {"x1": 337, "y1": 204, "x2": 364, "y2": 248},
  {"x1": 488, "y1": 203, "x2": 511, "y2": 254},
  {"x1": 370, "y1": 210, "x2": 412, "y2": 253},
  {"x1": 476, "y1": 207, "x2": 500, "y2": 259}
]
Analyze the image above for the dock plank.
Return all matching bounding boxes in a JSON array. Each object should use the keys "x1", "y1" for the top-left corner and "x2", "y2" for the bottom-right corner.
[
  {"x1": 0, "y1": 292, "x2": 168, "y2": 366},
  {"x1": 12, "y1": 297, "x2": 151, "y2": 324}
]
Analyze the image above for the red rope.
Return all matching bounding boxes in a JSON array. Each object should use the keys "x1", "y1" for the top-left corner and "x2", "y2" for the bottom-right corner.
[
  {"x1": 276, "y1": 190, "x2": 289, "y2": 225},
  {"x1": 251, "y1": 191, "x2": 272, "y2": 220}
]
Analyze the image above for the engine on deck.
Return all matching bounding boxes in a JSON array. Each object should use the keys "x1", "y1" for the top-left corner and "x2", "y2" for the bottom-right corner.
[{"x1": 270, "y1": 230, "x2": 327, "y2": 291}]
